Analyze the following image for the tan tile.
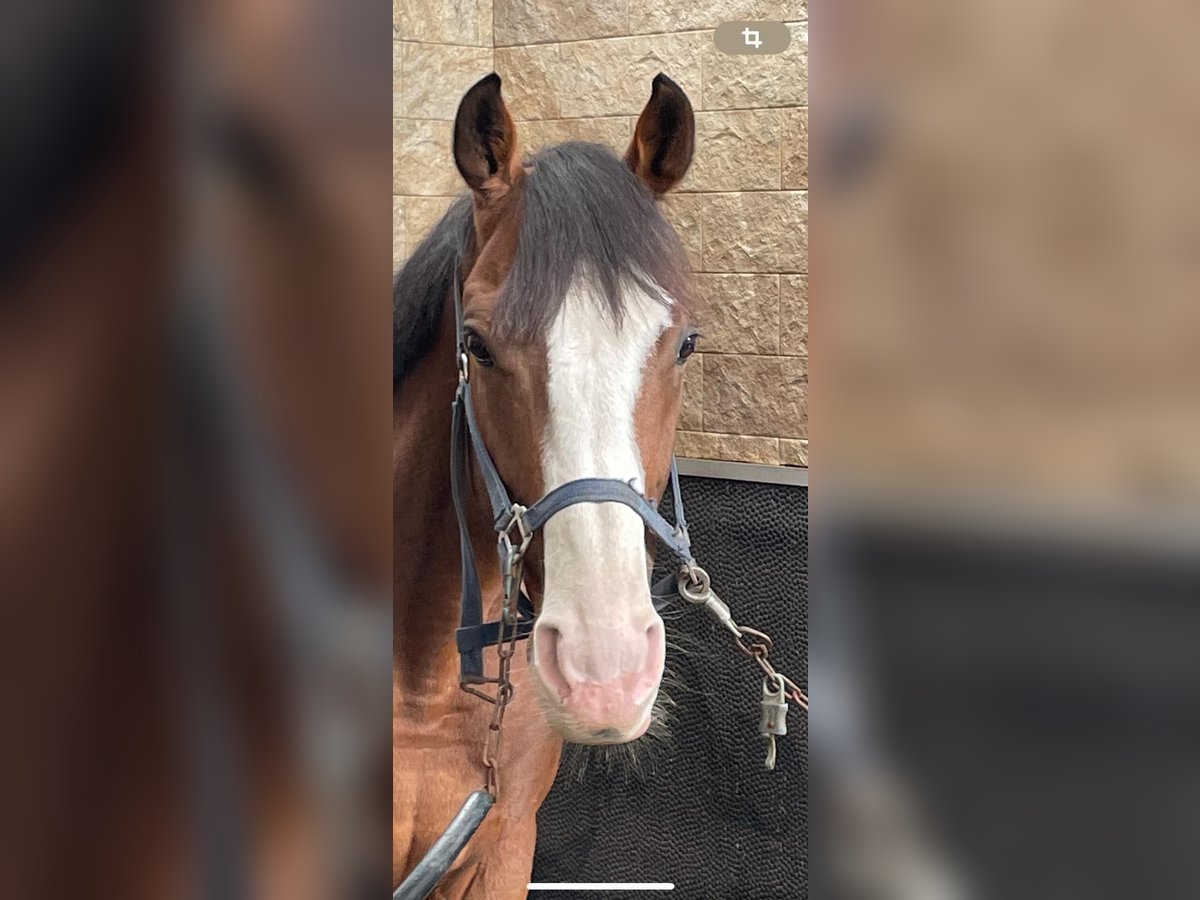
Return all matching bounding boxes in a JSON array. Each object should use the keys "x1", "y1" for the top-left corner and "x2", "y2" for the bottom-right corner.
[
  {"x1": 398, "y1": 44, "x2": 494, "y2": 120},
  {"x1": 393, "y1": 196, "x2": 406, "y2": 272},
  {"x1": 780, "y1": 274, "x2": 807, "y2": 357},
  {"x1": 782, "y1": 356, "x2": 808, "y2": 439},
  {"x1": 393, "y1": 119, "x2": 460, "y2": 196},
  {"x1": 782, "y1": 0, "x2": 808, "y2": 21},
  {"x1": 694, "y1": 275, "x2": 780, "y2": 354},
  {"x1": 704, "y1": 354, "x2": 806, "y2": 438},
  {"x1": 703, "y1": 22, "x2": 807, "y2": 109},
  {"x1": 558, "y1": 34, "x2": 705, "y2": 118},
  {"x1": 662, "y1": 193, "x2": 703, "y2": 271},
  {"x1": 780, "y1": 438, "x2": 808, "y2": 466},
  {"x1": 393, "y1": 42, "x2": 404, "y2": 118},
  {"x1": 395, "y1": 0, "x2": 492, "y2": 45},
  {"x1": 680, "y1": 353, "x2": 704, "y2": 430},
  {"x1": 702, "y1": 191, "x2": 807, "y2": 273},
  {"x1": 682, "y1": 109, "x2": 781, "y2": 192},
  {"x1": 675, "y1": 431, "x2": 781, "y2": 465},
  {"x1": 495, "y1": 0, "x2": 626, "y2": 46},
  {"x1": 781, "y1": 107, "x2": 808, "y2": 189},
  {"x1": 631, "y1": 0, "x2": 784, "y2": 33},
  {"x1": 405, "y1": 196, "x2": 458, "y2": 248},
  {"x1": 518, "y1": 117, "x2": 634, "y2": 155},
  {"x1": 496, "y1": 46, "x2": 562, "y2": 121}
]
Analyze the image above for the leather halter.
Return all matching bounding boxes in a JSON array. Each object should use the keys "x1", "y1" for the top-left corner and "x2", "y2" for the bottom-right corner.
[
  {"x1": 398, "y1": 252, "x2": 805, "y2": 900},
  {"x1": 396, "y1": 253, "x2": 700, "y2": 900},
  {"x1": 448, "y1": 252, "x2": 696, "y2": 688}
]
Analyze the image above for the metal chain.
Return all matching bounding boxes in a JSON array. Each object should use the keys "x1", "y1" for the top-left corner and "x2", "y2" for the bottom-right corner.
[
  {"x1": 734, "y1": 626, "x2": 809, "y2": 711},
  {"x1": 678, "y1": 563, "x2": 808, "y2": 711},
  {"x1": 480, "y1": 542, "x2": 524, "y2": 799},
  {"x1": 678, "y1": 563, "x2": 808, "y2": 769}
]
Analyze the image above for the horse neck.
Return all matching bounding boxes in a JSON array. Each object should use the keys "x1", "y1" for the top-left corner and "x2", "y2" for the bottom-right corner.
[{"x1": 392, "y1": 292, "x2": 498, "y2": 686}]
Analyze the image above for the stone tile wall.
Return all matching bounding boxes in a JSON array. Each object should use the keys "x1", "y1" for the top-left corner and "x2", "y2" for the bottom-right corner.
[
  {"x1": 393, "y1": 1, "x2": 494, "y2": 267},
  {"x1": 394, "y1": 0, "x2": 808, "y2": 467}
]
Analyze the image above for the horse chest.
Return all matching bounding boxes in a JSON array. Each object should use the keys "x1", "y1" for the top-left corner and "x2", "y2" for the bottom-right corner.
[{"x1": 393, "y1": 655, "x2": 563, "y2": 896}]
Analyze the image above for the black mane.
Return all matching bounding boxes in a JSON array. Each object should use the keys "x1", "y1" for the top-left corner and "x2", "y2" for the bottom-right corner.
[
  {"x1": 392, "y1": 194, "x2": 472, "y2": 389},
  {"x1": 393, "y1": 141, "x2": 690, "y2": 389}
]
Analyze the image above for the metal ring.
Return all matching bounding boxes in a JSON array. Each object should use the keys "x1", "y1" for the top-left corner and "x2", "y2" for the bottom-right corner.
[
  {"x1": 738, "y1": 625, "x2": 773, "y2": 650},
  {"x1": 676, "y1": 565, "x2": 711, "y2": 604}
]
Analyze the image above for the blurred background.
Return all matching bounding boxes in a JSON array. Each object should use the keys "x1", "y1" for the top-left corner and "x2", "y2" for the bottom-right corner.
[
  {"x1": 0, "y1": 0, "x2": 390, "y2": 896},
  {"x1": 817, "y1": 0, "x2": 1200, "y2": 899}
]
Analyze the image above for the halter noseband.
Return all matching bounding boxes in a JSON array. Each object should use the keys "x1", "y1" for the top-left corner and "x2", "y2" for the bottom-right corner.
[{"x1": 448, "y1": 254, "x2": 697, "y2": 690}]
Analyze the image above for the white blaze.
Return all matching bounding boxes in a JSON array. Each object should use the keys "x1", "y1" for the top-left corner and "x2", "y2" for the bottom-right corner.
[{"x1": 539, "y1": 275, "x2": 672, "y2": 683}]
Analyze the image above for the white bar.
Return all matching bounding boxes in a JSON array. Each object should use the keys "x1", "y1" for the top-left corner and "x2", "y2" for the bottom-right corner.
[
  {"x1": 675, "y1": 456, "x2": 807, "y2": 487},
  {"x1": 527, "y1": 884, "x2": 674, "y2": 892}
]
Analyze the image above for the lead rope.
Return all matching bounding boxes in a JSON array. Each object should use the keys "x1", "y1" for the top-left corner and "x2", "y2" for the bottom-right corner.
[{"x1": 677, "y1": 563, "x2": 809, "y2": 770}]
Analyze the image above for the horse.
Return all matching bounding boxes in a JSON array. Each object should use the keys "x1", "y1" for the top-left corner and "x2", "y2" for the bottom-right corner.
[{"x1": 393, "y1": 72, "x2": 699, "y2": 896}]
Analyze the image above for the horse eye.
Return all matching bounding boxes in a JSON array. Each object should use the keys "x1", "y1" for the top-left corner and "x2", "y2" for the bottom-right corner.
[
  {"x1": 677, "y1": 332, "x2": 700, "y2": 364},
  {"x1": 465, "y1": 331, "x2": 495, "y2": 367}
]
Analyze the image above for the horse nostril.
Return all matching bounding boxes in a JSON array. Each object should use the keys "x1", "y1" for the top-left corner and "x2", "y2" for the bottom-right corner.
[
  {"x1": 641, "y1": 618, "x2": 666, "y2": 687},
  {"x1": 533, "y1": 623, "x2": 570, "y2": 702}
]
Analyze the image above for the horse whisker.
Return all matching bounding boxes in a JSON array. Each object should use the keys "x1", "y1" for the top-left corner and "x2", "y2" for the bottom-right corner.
[{"x1": 556, "y1": 686, "x2": 676, "y2": 783}]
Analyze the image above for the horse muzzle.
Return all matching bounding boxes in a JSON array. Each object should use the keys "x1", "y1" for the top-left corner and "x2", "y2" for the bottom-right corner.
[{"x1": 530, "y1": 613, "x2": 665, "y2": 742}]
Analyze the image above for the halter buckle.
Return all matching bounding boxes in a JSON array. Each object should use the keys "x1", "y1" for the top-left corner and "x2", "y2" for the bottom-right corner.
[
  {"x1": 457, "y1": 349, "x2": 470, "y2": 387},
  {"x1": 497, "y1": 504, "x2": 533, "y2": 559},
  {"x1": 498, "y1": 505, "x2": 533, "y2": 619}
]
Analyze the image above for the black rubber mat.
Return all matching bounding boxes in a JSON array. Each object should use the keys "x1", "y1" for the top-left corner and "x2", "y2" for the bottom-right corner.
[
  {"x1": 530, "y1": 476, "x2": 808, "y2": 900},
  {"x1": 847, "y1": 521, "x2": 1200, "y2": 900}
]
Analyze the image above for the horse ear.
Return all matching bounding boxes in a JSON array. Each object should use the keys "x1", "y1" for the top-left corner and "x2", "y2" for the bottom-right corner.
[
  {"x1": 625, "y1": 73, "x2": 695, "y2": 195},
  {"x1": 453, "y1": 73, "x2": 519, "y2": 197}
]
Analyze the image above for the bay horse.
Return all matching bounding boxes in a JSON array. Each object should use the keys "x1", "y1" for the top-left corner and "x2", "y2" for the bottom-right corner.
[{"x1": 394, "y1": 72, "x2": 698, "y2": 896}]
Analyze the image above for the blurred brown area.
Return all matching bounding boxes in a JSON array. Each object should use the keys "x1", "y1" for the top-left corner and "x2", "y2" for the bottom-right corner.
[
  {"x1": 816, "y1": 1, "x2": 1200, "y2": 899},
  {"x1": 0, "y1": 3, "x2": 178, "y2": 894},
  {"x1": 821, "y1": 0, "x2": 1200, "y2": 507},
  {"x1": 0, "y1": 0, "x2": 391, "y2": 897}
]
